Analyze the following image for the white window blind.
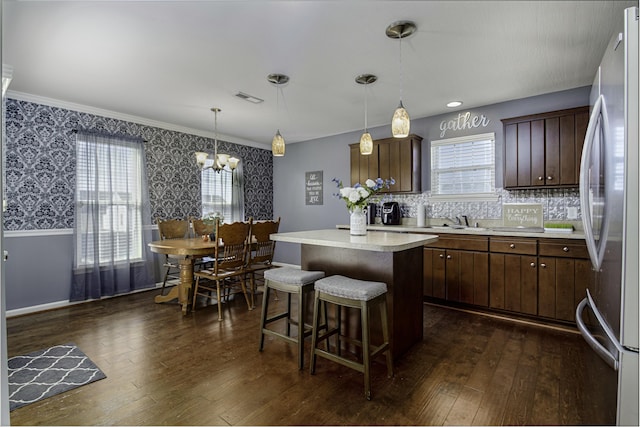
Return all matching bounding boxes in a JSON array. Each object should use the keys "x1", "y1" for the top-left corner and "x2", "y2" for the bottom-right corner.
[
  {"x1": 431, "y1": 132, "x2": 496, "y2": 198},
  {"x1": 75, "y1": 138, "x2": 144, "y2": 266},
  {"x1": 201, "y1": 161, "x2": 233, "y2": 221}
]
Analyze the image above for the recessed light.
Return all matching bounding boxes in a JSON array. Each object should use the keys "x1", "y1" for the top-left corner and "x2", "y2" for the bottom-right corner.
[{"x1": 447, "y1": 101, "x2": 463, "y2": 108}]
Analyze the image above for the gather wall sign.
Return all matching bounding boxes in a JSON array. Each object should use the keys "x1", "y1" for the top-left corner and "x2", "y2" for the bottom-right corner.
[{"x1": 439, "y1": 111, "x2": 491, "y2": 138}]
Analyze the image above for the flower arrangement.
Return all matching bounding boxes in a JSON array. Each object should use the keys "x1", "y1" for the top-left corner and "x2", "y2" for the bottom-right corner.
[
  {"x1": 332, "y1": 177, "x2": 395, "y2": 211},
  {"x1": 202, "y1": 211, "x2": 224, "y2": 225}
]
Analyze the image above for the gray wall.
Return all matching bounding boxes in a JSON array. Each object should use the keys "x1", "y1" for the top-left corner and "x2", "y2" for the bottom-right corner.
[
  {"x1": 273, "y1": 86, "x2": 590, "y2": 265},
  {"x1": 4, "y1": 98, "x2": 273, "y2": 312}
]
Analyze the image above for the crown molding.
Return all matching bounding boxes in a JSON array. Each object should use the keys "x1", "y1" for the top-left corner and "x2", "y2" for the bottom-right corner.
[{"x1": 6, "y1": 90, "x2": 269, "y2": 150}]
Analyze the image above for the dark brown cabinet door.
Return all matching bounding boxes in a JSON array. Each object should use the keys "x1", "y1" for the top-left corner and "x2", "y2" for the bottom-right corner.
[
  {"x1": 458, "y1": 251, "x2": 489, "y2": 306},
  {"x1": 424, "y1": 248, "x2": 489, "y2": 305},
  {"x1": 350, "y1": 134, "x2": 421, "y2": 193},
  {"x1": 489, "y1": 253, "x2": 537, "y2": 315},
  {"x1": 349, "y1": 144, "x2": 378, "y2": 186},
  {"x1": 538, "y1": 257, "x2": 592, "y2": 322},
  {"x1": 423, "y1": 248, "x2": 446, "y2": 299},
  {"x1": 531, "y1": 119, "x2": 545, "y2": 186},
  {"x1": 502, "y1": 106, "x2": 588, "y2": 189}
]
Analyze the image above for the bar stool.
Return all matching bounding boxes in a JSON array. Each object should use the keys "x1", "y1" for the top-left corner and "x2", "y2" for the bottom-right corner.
[
  {"x1": 309, "y1": 275, "x2": 393, "y2": 400},
  {"x1": 259, "y1": 267, "x2": 325, "y2": 370}
]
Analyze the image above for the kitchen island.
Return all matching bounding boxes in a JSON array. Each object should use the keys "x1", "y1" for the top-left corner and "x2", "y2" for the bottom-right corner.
[{"x1": 270, "y1": 229, "x2": 438, "y2": 359}]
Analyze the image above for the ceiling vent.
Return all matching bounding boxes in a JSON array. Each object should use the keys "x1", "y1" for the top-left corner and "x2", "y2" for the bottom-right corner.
[{"x1": 235, "y1": 91, "x2": 264, "y2": 104}]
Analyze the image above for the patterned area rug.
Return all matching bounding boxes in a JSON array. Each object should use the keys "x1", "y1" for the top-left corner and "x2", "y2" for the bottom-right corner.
[{"x1": 8, "y1": 343, "x2": 106, "y2": 411}]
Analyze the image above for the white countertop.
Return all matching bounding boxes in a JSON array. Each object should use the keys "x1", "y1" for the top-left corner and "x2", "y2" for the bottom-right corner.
[
  {"x1": 270, "y1": 229, "x2": 438, "y2": 252},
  {"x1": 336, "y1": 224, "x2": 586, "y2": 240}
]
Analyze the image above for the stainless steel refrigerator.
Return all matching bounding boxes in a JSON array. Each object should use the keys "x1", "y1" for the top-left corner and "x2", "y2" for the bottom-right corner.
[{"x1": 577, "y1": 6, "x2": 638, "y2": 426}]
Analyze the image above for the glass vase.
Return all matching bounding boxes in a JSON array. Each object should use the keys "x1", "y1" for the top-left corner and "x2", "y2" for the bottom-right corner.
[{"x1": 349, "y1": 206, "x2": 368, "y2": 236}]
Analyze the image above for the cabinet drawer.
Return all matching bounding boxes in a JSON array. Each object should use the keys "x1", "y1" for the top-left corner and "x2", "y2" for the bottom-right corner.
[
  {"x1": 539, "y1": 240, "x2": 589, "y2": 259},
  {"x1": 426, "y1": 235, "x2": 488, "y2": 252},
  {"x1": 490, "y1": 238, "x2": 537, "y2": 255}
]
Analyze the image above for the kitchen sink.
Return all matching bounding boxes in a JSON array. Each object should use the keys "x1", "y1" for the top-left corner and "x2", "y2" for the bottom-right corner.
[{"x1": 425, "y1": 225, "x2": 488, "y2": 231}]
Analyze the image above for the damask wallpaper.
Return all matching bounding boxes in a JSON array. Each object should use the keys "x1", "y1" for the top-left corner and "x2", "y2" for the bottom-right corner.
[{"x1": 4, "y1": 98, "x2": 274, "y2": 230}]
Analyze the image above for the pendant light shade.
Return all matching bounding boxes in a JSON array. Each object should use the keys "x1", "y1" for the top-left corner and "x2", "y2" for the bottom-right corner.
[
  {"x1": 391, "y1": 101, "x2": 410, "y2": 138},
  {"x1": 355, "y1": 73, "x2": 377, "y2": 155},
  {"x1": 386, "y1": 20, "x2": 416, "y2": 138},
  {"x1": 267, "y1": 73, "x2": 289, "y2": 157},
  {"x1": 272, "y1": 129, "x2": 285, "y2": 156},
  {"x1": 359, "y1": 132, "x2": 373, "y2": 155}
]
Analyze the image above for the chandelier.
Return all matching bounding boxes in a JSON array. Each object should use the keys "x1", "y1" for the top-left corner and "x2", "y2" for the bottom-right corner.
[{"x1": 195, "y1": 107, "x2": 239, "y2": 173}]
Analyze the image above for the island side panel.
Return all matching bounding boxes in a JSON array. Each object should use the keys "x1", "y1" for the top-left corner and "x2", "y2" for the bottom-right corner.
[{"x1": 301, "y1": 244, "x2": 423, "y2": 359}]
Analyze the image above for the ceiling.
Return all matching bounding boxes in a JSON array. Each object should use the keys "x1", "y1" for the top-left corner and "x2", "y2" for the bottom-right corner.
[{"x1": 3, "y1": 1, "x2": 637, "y2": 149}]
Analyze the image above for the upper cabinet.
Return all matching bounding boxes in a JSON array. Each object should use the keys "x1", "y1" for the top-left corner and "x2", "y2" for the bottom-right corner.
[
  {"x1": 349, "y1": 134, "x2": 422, "y2": 193},
  {"x1": 502, "y1": 106, "x2": 588, "y2": 189}
]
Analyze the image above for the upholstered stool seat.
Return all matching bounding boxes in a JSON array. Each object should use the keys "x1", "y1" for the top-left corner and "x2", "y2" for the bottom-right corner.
[
  {"x1": 259, "y1": 267, "x2": 326, "y2": 370},
  {"x1": 309, "y1": 275, "x2": 393, "y2": 400}
]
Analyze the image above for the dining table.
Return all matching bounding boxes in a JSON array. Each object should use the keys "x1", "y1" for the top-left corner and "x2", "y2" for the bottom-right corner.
[{"x1": 148, "y1": 237, "x2": 218, "y2": 314}]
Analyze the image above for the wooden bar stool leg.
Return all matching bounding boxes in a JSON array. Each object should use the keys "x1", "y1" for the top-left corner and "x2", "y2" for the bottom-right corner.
[
  {"x1": 259, "y1": 284, "x2": 271, "y2": 351},
  {"x1": 286, "y1": 292, "x2": 292, "y2": 337},
  {"x1": 361, "y1": 300, "x2": 372, "y2": 400},
  {"x1": 297, "y1": 287, "x2": 305, "y2": 370},
  {"x1": 380, "y1": 298, "x2": 393, "y2": 378},
  {"x1": 309, "y1": 291, "x2": 321, "y2": 375}
]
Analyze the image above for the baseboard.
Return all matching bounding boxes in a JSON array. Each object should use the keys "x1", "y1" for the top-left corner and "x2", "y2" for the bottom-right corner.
[
  {"x1": 6, "y1": 282, "x2": 170, "y2": 318},
  {"x1": 424, "y1": 301, "x2": 580, "y2": 335}
]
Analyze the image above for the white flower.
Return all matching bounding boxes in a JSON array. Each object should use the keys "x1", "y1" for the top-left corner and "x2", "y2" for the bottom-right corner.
[
  {"x1": 365, "y1": 179, "x2": 376, "y2": 189},
  {"x1": 339, "y1": 187, "x2": 353, "y2": 198},
  {"x1": 348, "y1": 190, "x2": 361, "y2": 203}
]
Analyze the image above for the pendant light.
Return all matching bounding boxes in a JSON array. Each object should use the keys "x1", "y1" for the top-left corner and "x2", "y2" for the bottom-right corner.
[
  {"x1": 386, "y1": 20, "x2": 416, "y2": 138},
  {"x1": 355, "y1": 74, "x2": 377, "y2": 155},
  {"x1": 195, "y1": 107, "x2": 239, "y2": 173},
  {"x1": 267, "y1": 73, "x2": 289, "y2": 157}
]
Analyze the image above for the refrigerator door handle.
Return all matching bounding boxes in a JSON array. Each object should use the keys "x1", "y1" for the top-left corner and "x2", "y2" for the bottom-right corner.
[
  {"x1": 576, "y1": 297, "x2": 619, "y2": 370},
  {"x1": 579, "y1": 94, "x2": 610, "y2": 271}
]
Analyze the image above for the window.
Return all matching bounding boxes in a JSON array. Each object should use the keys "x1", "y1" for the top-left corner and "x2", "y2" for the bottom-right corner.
[
  {"x1": 201, "y1": 160, "x2": 235, "y2": 221},
  {"x1": 75, "y1": 135, "x2": 145, "y2": 266},
  {"x1": 430, "y1": 132, "x2": 497, "y2": 200}
]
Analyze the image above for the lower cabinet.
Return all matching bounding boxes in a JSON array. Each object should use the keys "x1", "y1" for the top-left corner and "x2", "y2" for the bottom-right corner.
[
  {"x1": 424, "y1": 234, "x2": 591, "y2": 324},
  {"x1": 489, "y1": 253, "x2": 538, "y2": 315},
  {"x1": 423, "y1": 236, "x2": 489, "y2": 307},
  {"x1": 537, "y1": 239, "x2": 593, "y2": 322}
]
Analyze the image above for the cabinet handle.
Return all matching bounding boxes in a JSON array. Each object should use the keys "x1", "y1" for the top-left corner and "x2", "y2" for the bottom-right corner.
[
  {"x1": 510, "y1": 243, "x2": 516, "y2": 249},
  {"x1": 538, "y1": 176, "x2": 544, "y2": 181},
  {"x1": 439, "y1": 254, "x2": 444, "y2": 258},
  {"x1": 563, "y1": 247, "x2": 569, "y2": 252},
  {"x1": 530, "y1": 262, "x2": 536, "y2": 267},
  {"x1": 540, "y1": 263, "x2": 547, "y2": 268},
  {"x1": 547, "y1": 176, "x2": 553, "y2": 180},
  {"x1": 446, "y1": 255, "x2": 452, "y2": 260}
]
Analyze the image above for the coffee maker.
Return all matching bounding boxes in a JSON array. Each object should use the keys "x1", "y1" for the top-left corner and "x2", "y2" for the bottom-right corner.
[{"x1": 381, "y1": 202, "x2": 401, "y2": 225}]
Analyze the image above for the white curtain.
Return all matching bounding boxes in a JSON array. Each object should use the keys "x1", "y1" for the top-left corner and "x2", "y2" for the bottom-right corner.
[
  {"x1": 71, "y1": 131, "x2": 154, "y2": 301},
  {"x1": 202, "y1": 162, "x2": 245, "y2": 222}
]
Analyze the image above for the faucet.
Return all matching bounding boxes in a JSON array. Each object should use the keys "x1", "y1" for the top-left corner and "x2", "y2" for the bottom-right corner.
[
  {"x1": 446, "y1": 215, "x2": 470, "y2": 227},
  {"x1": 446, "y1": 216, "x2": 462, "y2": 226}
]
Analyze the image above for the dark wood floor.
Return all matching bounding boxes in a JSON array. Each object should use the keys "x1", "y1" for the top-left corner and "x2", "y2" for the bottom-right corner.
[{"x1": 7, "y1": 287, "x2": 608, "y2": 426}]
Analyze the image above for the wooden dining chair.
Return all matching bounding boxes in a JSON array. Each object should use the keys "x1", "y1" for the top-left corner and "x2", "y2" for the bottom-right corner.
[
  {"x1": 245, "y1": 217, "x2": 281, "y2": 308},
  {"x1": 189, "y1": 216, "x2": 218, "y2": 269},
  {"x1": 157, "y1": 218, "x2": 189, "y2": 295},
  {"x1": 192, "y1": 218, "x2": 254, "y2": 321}
]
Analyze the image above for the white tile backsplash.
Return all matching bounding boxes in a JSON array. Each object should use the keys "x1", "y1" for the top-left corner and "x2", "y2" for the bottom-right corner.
[{"x1": 371, "y1": 187, "x2": 581, "y2": 224}]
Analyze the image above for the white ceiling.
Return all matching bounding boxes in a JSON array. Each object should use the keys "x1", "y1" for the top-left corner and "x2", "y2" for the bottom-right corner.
[{"x1": 3, "y1": 1, "x2": 637, "y2": 149}]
